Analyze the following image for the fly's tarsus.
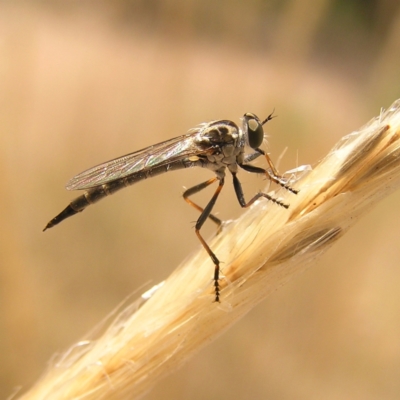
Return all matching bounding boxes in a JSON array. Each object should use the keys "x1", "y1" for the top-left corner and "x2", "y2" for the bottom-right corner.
[{"x1": 266, "y1": 170, "x2": 299, "y2": 195}]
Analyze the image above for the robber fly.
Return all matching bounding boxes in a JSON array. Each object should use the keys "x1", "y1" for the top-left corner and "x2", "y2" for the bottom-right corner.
[{"x1": 44, "y1": 112, "x2": 298, "y2": 302}]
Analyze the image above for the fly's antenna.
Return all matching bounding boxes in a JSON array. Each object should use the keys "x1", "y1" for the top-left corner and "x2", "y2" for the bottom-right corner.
[{"x1": 262, "y1": 108, "x2": 276, "y2": 125}]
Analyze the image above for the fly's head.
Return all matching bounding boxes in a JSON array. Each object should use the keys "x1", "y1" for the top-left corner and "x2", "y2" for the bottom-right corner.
[{"x1": 242, "y1": 112, "x2": 275, "y2": 149}]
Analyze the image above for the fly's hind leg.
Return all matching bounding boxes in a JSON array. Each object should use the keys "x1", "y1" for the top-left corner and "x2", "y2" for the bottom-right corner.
[
  {"x1": 191, "y1": 178, "x2": 225, "y2": 302},
  {"x1": 183, "y1": 177, "x2": 224, "y2": 234}
]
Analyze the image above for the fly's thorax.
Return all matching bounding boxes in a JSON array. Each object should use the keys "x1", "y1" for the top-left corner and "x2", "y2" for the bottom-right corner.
[
  {"x1": 196, "y1": 119, "x2": 246, "y2": 165},
  {"x1": 205, "y1": 149, "x2": 243, "y2": 166},
  {"x1": 197, "y1": 120, "x2": 242, "y2": 147},
  {"x1": 236, "y1": 152, "x2": 245, "y2": 164}
]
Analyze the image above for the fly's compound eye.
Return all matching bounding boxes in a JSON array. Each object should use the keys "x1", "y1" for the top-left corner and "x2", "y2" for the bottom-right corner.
[{"x1": 243, "y1": 113, "x2": 264, "y2": 149}]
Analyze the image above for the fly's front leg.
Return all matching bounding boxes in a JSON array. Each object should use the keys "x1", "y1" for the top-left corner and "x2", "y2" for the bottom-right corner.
[
  {"x1": 183, "y1": 177, "x2": 224, "y2": 234},
  {"x1": 262, "y1": 150, "x2": 298, "y2": 193},
  {"x1": 194, "y1": 178, "x2": 225, "y2": 302},
  {"x1": 232, "y1": 172, "x2": 289, "y2": 209},
  {"x1": 240, "y1": 150, "x2": 298, "y2": 195},
  {"x1": 244, "y1": 150, "x2": 263, "y2": 164}
]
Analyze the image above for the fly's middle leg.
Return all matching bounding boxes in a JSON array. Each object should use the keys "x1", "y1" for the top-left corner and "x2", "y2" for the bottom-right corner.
[
  {"x1": 183, "y1": 177, "x2": 224, "y2": 234},
  {"x1": 232, "y1": 172, "x2": 290, "y2": 209}
]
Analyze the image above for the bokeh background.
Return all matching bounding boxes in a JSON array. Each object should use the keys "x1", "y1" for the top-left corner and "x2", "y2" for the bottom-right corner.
[{"x1": 1, "y1": 1, "x2": 400, "y2": 399}]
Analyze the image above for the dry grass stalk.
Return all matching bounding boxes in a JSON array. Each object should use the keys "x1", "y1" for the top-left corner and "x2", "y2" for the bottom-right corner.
[{"x1": 18, "y1": 99, "x2": 400, "y2": 400}]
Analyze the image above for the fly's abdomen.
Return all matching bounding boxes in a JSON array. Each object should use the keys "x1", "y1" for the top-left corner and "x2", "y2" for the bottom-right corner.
[
  {"x1": 43, "y1": 158, "x2": 201, "y2": 231},
  {"x1": 43, "y1": 202, "x2": 82, "y2": 231},
  {"x1": 43, "y1": 183, "x2": 123, "y2": 231}
]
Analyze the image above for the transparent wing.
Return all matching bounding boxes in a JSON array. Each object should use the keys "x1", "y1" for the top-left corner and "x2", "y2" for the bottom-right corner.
[{"x1": 66, "y1": 128, "x2": 211, "y2": 190}]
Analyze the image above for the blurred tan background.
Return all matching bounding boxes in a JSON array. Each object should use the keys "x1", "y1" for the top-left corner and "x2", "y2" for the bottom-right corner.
[{"x1": 1, "y1": 0, "x2": 400, "y2": 399}]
